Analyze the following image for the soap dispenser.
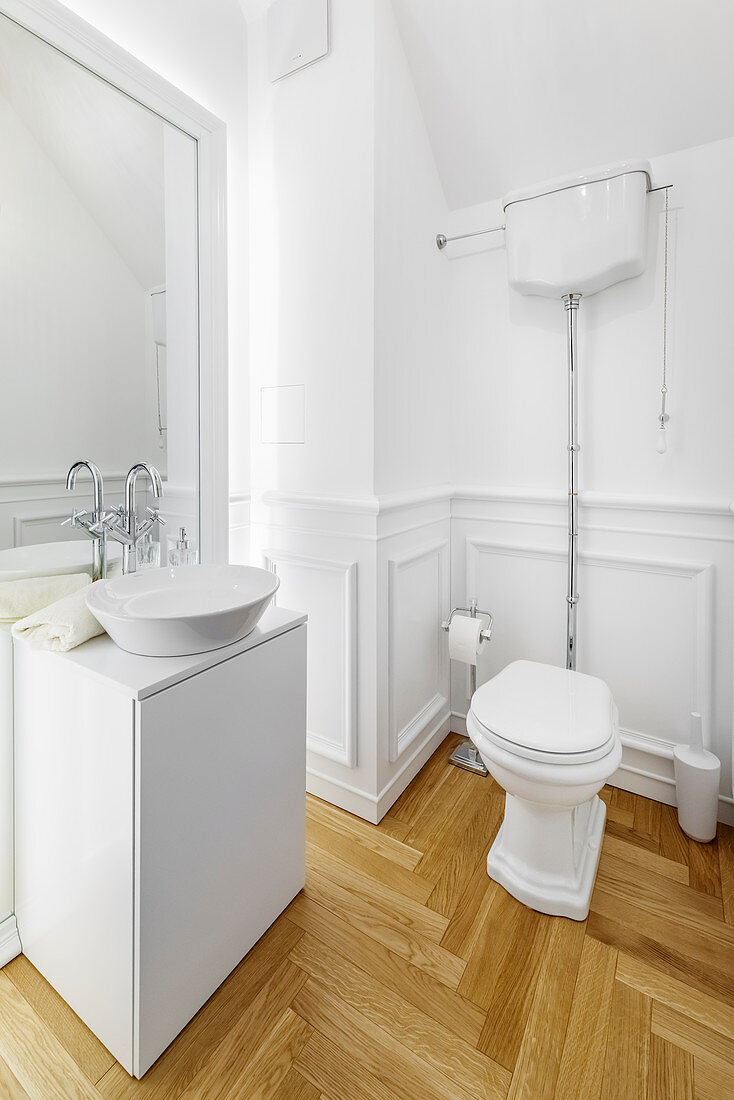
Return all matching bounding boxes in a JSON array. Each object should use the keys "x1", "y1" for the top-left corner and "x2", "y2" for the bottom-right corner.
[{"x1": 168, "y1": 527, "x2": 197, "y2": 567}]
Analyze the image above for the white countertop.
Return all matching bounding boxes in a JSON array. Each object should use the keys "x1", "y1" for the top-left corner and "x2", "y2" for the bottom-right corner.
[{"x1": 19, "y1": 606, "x2": 307, "y2": 700}]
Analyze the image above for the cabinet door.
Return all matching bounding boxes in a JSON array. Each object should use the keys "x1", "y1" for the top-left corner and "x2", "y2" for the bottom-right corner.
[
  {"x1": 14, "y1": 646, "x2": 135, "y2": 1070},
  {"x1": 134, "y1": 624, "x2": 306, "y2": 1076}
]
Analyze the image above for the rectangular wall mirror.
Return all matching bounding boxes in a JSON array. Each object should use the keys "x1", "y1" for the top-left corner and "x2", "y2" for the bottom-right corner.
[{"x1": 0, "y1": 10, "x2": 200, "y2": 573}]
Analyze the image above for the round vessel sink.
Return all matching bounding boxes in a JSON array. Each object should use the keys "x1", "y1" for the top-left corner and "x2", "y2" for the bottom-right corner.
[{"x1": 86, "y1": 564, "x2": 280, "y2": 657}]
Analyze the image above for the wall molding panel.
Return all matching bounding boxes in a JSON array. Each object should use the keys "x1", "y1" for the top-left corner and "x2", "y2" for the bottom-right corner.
[
  {"x1": 249, "y1": 482, "x2": 734, "y2": 822},
  {"x1": 464, "y1": 536, "x2": 714, "y2": 746},
  {"x1": 261, "y1": 483, "x2": 734, "y2": 520},
  {"x1": 387, "y1": 540, "x2": 449, "y2": 763},
  {"x1": 0, "y1": 475, "x2": 127, "y2": 552},
  {"x1": 264, "y1": 549, "x2": 358, "y2": 768},
  {"x1": 455, "y1": 492, "x2": 732, "y2": 820}
]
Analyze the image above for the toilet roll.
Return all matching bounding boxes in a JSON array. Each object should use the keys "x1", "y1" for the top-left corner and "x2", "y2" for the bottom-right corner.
[{"x1": 448, "y1": 615, "x2": 489, "y2": 665}]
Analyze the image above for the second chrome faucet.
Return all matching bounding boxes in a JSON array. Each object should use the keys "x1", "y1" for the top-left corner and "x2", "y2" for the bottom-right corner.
[{"x1": 101, "y1": 462, "x2": 165, "y2": 575}]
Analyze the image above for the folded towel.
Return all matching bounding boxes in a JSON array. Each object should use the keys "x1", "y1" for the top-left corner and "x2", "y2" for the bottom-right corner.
[
  {"x1": 12, "y1": 586, "x2": 104, "y2": 652},
  {"x1": 0, "y1": 573, "x2": 90, "y2": 624}
]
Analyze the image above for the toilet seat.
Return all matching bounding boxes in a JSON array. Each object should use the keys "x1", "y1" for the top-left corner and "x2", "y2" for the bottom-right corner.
[{"x1": 470, "y1": 660, "x2": 617, "y2": 765}]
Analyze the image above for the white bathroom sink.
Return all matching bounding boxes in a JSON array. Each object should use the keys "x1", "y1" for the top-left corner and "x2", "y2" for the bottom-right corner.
[{"x1": 86, "y1": 564, "x2": 280, "y2": 657}]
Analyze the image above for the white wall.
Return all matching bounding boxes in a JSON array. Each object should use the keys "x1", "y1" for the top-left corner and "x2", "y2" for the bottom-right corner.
[
  {"x1": 447, "y1": 138, "x2": 734, "y2": 814},
  {"x1": 248, "y1": 0, "x2": 450, "y2": 502},
  {"x1": 57, "y1": 0, "x2": 250, "y2": 506},
  {"x1": 390, "y1": 0, "x2": 734, "y2": 209},
  {"x1": 373, "y1": 0, "x2": 450, "y2": 496},
  {"x1": 448, "y1": 139, "x2": 734, "y2": 498},
  {"x1": 248, "y1": 0, "x2": 376, "y2": 500}
]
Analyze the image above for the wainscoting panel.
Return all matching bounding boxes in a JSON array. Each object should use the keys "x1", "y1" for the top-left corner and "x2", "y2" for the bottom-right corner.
[
  {"x1": 264, "y1": 549, "x2": 357, "y2": 768},
  {"x1": 251, "y1": 486, "x2": 733, "y2": 823},
  {"x1": 466, "y1": 537, "x2": 714, "y2": 748},
  {"x1": 387, "y1": 540, "x2": 449, "y2": 763},
  {"x1": 453, "y1": 488, "x2": 733, "y2": 821},
  {"x1": 0, "y1": 476, "x2": 126, "y2": 552}
]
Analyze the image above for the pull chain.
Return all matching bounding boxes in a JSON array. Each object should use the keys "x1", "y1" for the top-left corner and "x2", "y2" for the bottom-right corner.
[{"x1": 657, "y1": 187, "x2": 670, "y2": 454}]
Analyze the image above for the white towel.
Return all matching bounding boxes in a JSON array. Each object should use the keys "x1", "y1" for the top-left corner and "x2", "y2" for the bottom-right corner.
[
  {"x1": 12, "y1": 586, "x2": 104, "y2": 652},
  {"x1": 0, "y1": 573, "x2": 90, "y2": 624}
]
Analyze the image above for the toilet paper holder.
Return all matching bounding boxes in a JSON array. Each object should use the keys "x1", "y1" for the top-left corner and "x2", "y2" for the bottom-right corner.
[
  {"x1": 442, "y1": 599, "x2": 493, "y2": 777},
  {"x1": 441, "y1": 599, "x2": 493, "y2": 642}
]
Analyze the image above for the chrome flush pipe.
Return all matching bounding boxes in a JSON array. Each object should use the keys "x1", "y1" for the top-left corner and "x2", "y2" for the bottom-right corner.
[
  {"x1": 563, "y1": 293, "x2": 581, "y2": 671},
  {"x1": 65, "y1": 460, "x2": 107, "y2": 580}
]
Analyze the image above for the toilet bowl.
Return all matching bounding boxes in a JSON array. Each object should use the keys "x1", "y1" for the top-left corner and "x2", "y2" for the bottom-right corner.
[{"x1": 467, "y1": 660, "x2": 622, "y2": 920}]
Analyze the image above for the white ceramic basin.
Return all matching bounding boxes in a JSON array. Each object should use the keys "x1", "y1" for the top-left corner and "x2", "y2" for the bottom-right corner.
[{"x1": 86, "y1": 564, "x2": 280, "y2": 657}]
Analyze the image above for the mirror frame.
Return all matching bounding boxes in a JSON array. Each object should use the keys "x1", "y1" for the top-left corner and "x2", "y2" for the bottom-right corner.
[{"x1": 0, "y1": 0, "x2": 229, "y2": 563}]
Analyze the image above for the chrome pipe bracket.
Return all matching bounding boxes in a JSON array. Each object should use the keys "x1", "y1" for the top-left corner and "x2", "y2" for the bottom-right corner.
[{"x1": 436, "y1": 224, "x2": 505, "y2": 251}]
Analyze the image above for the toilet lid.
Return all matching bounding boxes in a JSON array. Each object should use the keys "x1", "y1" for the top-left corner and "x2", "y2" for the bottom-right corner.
[{"x1": 470, "y1": 660, "x2": 617, "y2": 763}]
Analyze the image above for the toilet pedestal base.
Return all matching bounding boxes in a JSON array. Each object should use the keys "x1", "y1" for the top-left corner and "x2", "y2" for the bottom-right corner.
[{"x1": 486, "y1": 792, "x2": 606, "y2": 920}]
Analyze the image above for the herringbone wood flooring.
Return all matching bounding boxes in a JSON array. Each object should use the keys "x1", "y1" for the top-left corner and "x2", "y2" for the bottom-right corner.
[{"x1": 2, "y1": 732, "x2": 734, "y2": 1098}]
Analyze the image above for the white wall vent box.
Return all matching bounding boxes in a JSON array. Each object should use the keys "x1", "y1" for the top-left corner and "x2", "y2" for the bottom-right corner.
[{"x1": 268, "y1": 0, "x2": 329, "y2": 82}]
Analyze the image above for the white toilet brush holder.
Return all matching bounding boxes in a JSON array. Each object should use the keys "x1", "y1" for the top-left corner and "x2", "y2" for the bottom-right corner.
[{"x1": 673, "y1": 713, "x2": 720, "y2": 843}]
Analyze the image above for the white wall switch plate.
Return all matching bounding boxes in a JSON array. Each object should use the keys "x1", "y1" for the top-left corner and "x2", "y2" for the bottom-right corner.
[{"x1": 268, "y1": 0, "x2": 329, "y2": 82}]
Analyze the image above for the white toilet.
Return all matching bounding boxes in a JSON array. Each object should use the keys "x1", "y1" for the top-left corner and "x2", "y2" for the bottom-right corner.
[{"x1": 467, "y1": 660, "x2": 622, "y2": 920}]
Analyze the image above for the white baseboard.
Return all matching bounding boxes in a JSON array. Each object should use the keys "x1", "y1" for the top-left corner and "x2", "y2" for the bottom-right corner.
[
  {"x1": 376, "y1": 711, "x2": 452, "y2": 822},
  {"x1": 451, "y1": 713, "x2": 734, "y2": 827},
  {"x1": 450, "y1": 712, "x2": 468, "y2": 737},
  {"x1": 306, "y1": 767, "x2": 381, "y2": 823},
  {"x1": 307, "y1": 711, "x2": 452, "y2": 824},
  {"x1": 0, "y1": 915, "x2": 21, "y2": 967},
  {"x1": 609, "y1": 764, "x2": 677, "y2": 809}
]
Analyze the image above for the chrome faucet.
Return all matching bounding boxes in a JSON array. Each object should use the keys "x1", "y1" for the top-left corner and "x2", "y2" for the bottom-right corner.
[
  {"x1": 63, "y1": 460, "x2": 107, "y2": 580},
  {"x1": 99, "y1": 462, "x2": 164, "y2": 574}
]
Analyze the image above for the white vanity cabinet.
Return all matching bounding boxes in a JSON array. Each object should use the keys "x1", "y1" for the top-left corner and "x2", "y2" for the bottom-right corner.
[{"x1": 13, "y1": 608, "x2": 307, "y2": 1078}]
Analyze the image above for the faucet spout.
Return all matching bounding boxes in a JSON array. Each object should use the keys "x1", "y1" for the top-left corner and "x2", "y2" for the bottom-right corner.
[
  {"x1": 66, "y1": 460, "x2": 104, "y2": 517},
  {"x1": 120, "y1": 463, "x2": 164, "y2": 574},
  {"x1": 65, "y1": 460, "x2": 106, "y2": 580},
  {"x1": 124, "y1": 462, "x2": 163, "y2": 518}
]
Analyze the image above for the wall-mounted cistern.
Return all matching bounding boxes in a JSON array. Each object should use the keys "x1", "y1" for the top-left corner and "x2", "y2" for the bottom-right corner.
[
  {"x1": 98, "y1": 463, "x2": 164, "y2": 574},
  {"x1": 64, "y1": 460, "x2": 107, "y2": 580}
]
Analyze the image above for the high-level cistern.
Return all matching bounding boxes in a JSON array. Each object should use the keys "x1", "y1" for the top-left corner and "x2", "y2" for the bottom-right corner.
[
  {"x1": 64, "y1": 460, "x2": 107, "y2": 580},
  {"x1": 503, "y1": 160, "x2": 651, "y2": 668}
]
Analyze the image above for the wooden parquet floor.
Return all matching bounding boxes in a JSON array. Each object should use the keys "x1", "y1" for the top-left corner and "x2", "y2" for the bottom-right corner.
[{"x1": 3, "y1": 732, "x2": 734, "y2": 1098}]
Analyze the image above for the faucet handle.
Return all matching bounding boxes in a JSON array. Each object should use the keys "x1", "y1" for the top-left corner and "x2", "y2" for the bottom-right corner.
[
  {"x1": 61, "y1": 508, "x2": 88, "y2": 529},
  {"x1": 146, "y1": 507, "x2": 165, "y2": 526},
  {"x1": 88, "y1": 509, "x2": 121, "y2": 536}
]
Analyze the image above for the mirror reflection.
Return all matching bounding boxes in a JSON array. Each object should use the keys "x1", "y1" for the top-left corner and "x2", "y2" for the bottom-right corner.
[{"x1": 0, "y1": 12, "x2": 200, "y2": 583}]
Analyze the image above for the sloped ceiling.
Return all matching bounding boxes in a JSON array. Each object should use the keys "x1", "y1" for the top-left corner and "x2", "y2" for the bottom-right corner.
[
  {"x1": 390, "y1": 0, "x2": 734, "y2": 210},
  {"x1": 0, "y1": 13, "x2": 165, "y2": 289}
]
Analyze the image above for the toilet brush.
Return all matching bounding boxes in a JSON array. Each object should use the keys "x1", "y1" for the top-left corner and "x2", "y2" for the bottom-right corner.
[{"x1": 673, "y1": 713, "x2": 720, "y2": 843}]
